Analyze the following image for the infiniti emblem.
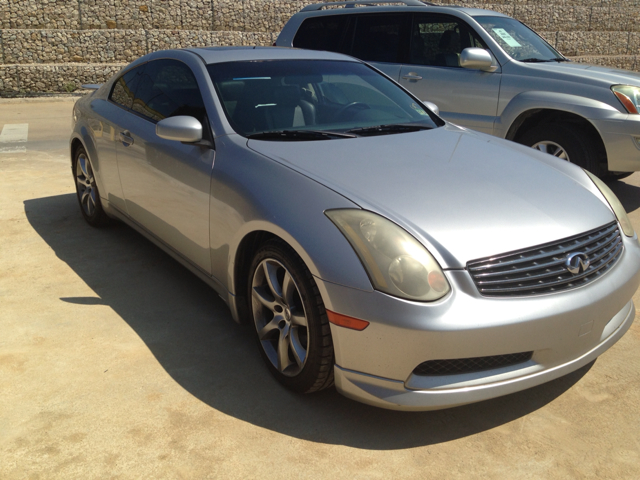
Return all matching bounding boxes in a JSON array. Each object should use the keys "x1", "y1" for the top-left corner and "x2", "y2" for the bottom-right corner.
[{"x1": 565, "y1": 252, "x2": 590, "y2": 275}]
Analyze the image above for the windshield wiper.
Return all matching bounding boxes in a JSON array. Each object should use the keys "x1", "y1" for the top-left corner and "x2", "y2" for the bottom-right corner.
[
  {"x1": 247, "y1": 129, "x2": 357, "y2": 141},
  {"x1": 519, "y1": 57, "x2": 554, "y2": 63},
  {"x1": 345, "y1": 123, "x2": 433, "y2": 136}
]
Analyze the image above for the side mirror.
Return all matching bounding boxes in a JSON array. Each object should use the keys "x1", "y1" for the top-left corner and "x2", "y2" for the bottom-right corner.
[
  {"x1": 422, "y1": 101, "x2": 439, "y2": 116},
  {"x1": 156, "y1": 116, "x2": 203, "y2": 143},
  {"x1": 460, "y1": 48, "x2": 497, "y2": 72}
]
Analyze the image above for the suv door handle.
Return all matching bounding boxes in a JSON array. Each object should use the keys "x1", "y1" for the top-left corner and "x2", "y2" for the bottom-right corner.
[
  {"x1": 119, "y1": 130, "x2": 134, "y2": 146},
  {"x1": 402, "y1": 72, "x2": 423, "y2": 81}
]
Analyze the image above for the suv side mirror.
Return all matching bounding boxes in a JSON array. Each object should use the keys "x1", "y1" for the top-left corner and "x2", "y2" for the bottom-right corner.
[
  {"x1": 156, "y1": 116, "x2": 203, "y2": 143},
  {"x1": 460, "y1": 48, "x2": 497, "y2": 72},
  {"x1": 422, "y1": 101, "x2": 439, "y2": 116}
]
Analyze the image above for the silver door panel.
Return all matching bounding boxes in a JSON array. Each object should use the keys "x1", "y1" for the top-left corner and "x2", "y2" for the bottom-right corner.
[
  {"x1": 115, "y1": 111, "x2": 214, "y2": 274},
  {"x1": 398, "y1": 65, "x2": 501, "y2": 134}
]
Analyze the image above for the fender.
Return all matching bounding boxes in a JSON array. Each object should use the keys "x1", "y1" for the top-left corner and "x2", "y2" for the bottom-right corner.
[{"x1": 496, "y1": 91, "x2": 622, "y2": 140}]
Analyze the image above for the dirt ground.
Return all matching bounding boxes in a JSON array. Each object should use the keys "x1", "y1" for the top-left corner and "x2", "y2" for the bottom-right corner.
[{"x1": 1, "y1": 98, "x2": 639, "y2": 479}]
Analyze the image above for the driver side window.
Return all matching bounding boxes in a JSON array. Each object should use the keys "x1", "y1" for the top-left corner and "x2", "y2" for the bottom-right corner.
[
  {"x1": 410, "y1": 15, "x2": 484, "y2": 68},
  {"x1": 132, "y1": 59, "x2": 207, "y2": 125}
]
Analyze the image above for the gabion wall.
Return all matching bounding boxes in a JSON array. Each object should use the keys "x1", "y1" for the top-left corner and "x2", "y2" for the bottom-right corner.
[{"x1": 0, "y1": 0, "x2": 638, "y2": 95}]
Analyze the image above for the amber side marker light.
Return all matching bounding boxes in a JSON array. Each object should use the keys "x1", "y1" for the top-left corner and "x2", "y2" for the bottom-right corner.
[
  {"x1": 613, "y1": 91, "x2": 639, "y2": 114},
  {"x1": 326, "y1": 310, "x2": 370, "y2": 331}
]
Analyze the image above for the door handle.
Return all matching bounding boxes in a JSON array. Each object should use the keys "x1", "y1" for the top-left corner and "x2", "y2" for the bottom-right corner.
[
  {"x1": 402, "y1": 72, "x2": 423, "y2": 81},
  {"x1": 119, "y1": 130, "x2": 134, "y2": 146}
]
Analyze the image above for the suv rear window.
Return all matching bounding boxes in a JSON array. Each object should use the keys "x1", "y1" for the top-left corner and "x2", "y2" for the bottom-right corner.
[
  {"x1": 351, "y1": 14, "x2": 405, "y2": 63},
  {"x1": 293, "y1": 13, "x2": 407, "y2": 64},
  {"x1": 293, "y1": 16, "x2": 351, "y2": 53}
]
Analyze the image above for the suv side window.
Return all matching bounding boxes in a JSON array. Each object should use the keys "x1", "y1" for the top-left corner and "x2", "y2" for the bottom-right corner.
[
  {"x1": 132, "y1": 59, "x2": 207, "y2": 124},
  {"x1": 293, "y1": 15, "x2": 351, "y2": 53},
  {"x1": 410, "y1": 15, "x2": 486, "y2": 67},
  {"x1": 110, "y1": 64, "x2": 145, "y2": 109},
  {"x1": 351, "y1": 14, "x2": 407, "y2": 63}
]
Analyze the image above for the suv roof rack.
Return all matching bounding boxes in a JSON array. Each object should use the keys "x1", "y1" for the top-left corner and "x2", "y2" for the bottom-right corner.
[{"x1": 301, "y1": 1, "x2": 434, "y2": 12}]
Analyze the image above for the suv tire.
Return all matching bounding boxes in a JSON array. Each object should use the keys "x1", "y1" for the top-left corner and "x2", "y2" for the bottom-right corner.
[{"x1": 517, "y1": 124, "x2": 601, "y2": 176}]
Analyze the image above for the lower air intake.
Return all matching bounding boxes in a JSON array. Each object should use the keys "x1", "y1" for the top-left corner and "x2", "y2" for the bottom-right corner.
[{"x1": 413, "y1": 352, "x2": 534, "y2": 376}]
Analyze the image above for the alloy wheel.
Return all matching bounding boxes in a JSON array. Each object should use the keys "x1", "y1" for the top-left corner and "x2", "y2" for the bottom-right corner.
[
  {"x1": 251, "y1": 258, "x2": 309, "y2": 377},
  {"x1": 531, "y1": 141, "x2": 570, "y2": 161},
  {"x1": 75, "y1": 153, "x2": 97, "y2": 217}
]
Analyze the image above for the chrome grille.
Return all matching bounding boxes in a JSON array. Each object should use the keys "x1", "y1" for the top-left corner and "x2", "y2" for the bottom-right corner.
[
  {"x1": 413, "y1": 352, "x2": 533, "y2": 376},
  {"x1": 467, "y1": 221, "x2": 623, "y2": 297}
]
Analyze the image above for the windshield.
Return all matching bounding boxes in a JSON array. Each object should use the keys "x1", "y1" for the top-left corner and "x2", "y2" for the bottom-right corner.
[
  {"x1": 474, "y1": 16, "x2": 564, "y2": 62},
  {"x1": 207, "y1": 60, "x2": 441, "y2": 139}
]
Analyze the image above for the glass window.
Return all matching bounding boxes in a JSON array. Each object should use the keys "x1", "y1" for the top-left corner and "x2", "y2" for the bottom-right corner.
[
  {"x1": 293, "y1": 15, "x2": 351, "y2": 53},
  {"x1": 208, "y1": 60, "x2": 441, "y2": 138},
  {"x1": 474, "y1": 16, "x2": 563, "y2": 62},
  {"x1": 110, "y1": 65, "x2": 145, "y2": 109},
  {"x1": 409, "y1": 15, "x2": 484, "y2": 67},
  {"x1": 351, "y1": 14, "x2": 406, "y2": 63},
  {"x1": 132, "y1": 59, "x2": 207, "y2": 123}
]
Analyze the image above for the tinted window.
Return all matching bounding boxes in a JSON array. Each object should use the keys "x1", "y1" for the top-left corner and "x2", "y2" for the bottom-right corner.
[
  {"x1": 208, "y1": 60, "x2": 440, "y2": 137},
  {"x1": 351, "y1": 14, "x2": 406, "y2": 63},
  {"x1": 132, "y1": 59, "x2": 207, "y2": 123},
  {"x1": 293, "y1": 15, "x2": 351, "y2": 52},
  {"x1": 410, "y1": 15, "x2": 484, "y2": 67},
  {"x1": 110, "y1": 65, "x2": 145, "y2": 109}
]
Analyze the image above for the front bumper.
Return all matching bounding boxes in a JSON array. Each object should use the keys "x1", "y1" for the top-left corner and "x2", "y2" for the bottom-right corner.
[
  {"x1": 315, "y1": 234, "x2": 640, "y2": 411},
  {"x1": 591, "y1": 113, "x2": 640, "y2": 172},
  {"x1": 333, "y1": 300, "x2": 633, "y2": 411}
]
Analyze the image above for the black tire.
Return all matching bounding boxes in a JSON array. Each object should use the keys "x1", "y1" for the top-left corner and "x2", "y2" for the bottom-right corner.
[
  {"x1": 517, "y1": 123, "x2": 602, "y2": 176},
  {"x1": 73, "y1": 146, "x2": 109, "y2": 227},
  {"x1": 248, "y1": 239, "x2": 334, "y2": 393}
]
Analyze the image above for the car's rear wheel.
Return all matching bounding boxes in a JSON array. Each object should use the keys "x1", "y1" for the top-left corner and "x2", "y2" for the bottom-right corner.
[
  {"x1": 248, "y1": 239, "x2": 334, "y2": 393},
  {"x1": 518, "y1": 123, "x2": 601, "y2": 176},
  {"x1": 73, "y1": 146, "x2": 109, "y2": 227}
]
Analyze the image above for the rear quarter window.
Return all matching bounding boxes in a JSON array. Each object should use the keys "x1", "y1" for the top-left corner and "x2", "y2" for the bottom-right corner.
[{"x1": 293, "y1": 15, "x2": 351, "y2": 52}]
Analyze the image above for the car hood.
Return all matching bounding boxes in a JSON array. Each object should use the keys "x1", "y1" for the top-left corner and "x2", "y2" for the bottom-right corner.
[
  {"x1": 517, "y1": 61, "x2": 640, "y2": 87},
  {"x1": 247, "y1": 125, "x2": 615, "y2": 268}
]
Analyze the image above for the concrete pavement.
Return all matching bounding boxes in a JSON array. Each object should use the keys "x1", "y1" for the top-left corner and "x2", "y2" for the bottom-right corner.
[{"x1": 1, "y1": 98, "x2": 639, "y2": 479}]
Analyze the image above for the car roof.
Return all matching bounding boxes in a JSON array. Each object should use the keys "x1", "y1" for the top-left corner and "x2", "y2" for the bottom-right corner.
[
  {"x1": 296, "y1": 2, "x2": 508, "y2": 18},
  {"x1": 186, "y1": 46, "x2": 360, "y2": 65}
]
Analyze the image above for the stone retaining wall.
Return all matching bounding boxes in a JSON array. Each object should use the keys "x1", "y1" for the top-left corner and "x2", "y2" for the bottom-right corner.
[{"x1": 1, "y1": 0, "x2": 638, "y2": 95}]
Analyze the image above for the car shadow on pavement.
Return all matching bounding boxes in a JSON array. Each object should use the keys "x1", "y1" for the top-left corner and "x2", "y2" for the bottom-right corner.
[
  {"x1": 25, "y1": 193, "x2": 592, "y2": 450},
  {"x1": 607, "y1": 178, "x2": 640, "y2": 213}
]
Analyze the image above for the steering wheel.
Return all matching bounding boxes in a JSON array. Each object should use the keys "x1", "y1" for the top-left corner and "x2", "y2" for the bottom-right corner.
[{"x1": 333, "y1": 102, "x2": 370, "y2": 120}]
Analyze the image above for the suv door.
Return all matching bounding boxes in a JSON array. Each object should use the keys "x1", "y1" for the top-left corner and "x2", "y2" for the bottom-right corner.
[
  {"x1": 397, "y1": 14, "x2": 501, "y2": 134},
  {"x1": 113, "y1": 59, "x2": 214, "y2": 274}
]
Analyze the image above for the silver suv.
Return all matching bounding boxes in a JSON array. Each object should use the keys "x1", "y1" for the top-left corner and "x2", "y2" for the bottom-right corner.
[{"x1": 276, "y1": 0, "x2": 640, "y2": 177}]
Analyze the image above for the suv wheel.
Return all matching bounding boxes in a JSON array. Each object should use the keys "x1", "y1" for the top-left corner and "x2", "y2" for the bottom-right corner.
[{"x1": 517, "y1": 124, "x2": 601, "y2": 176}]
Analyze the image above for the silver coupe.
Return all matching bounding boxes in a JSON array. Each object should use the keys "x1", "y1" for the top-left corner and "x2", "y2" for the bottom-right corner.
[{"x1": 70, "y1": 47, "x2": 640, "y2": 411}]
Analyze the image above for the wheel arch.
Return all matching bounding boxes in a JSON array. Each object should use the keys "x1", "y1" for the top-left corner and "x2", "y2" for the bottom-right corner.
[
  {"x1": 70, "y1": 136, "x2": 84, "y2": 168},
  {"x1": 70, "y1": 129, "x2": 106, "y2": 193},
  {"x1": 231, "y1": 229, "x2": 278, "y2": 324},
  {"x1": 229, "y1": 224, "x2": 341, "y2": 325},
  {"x1": 504, "y1": 109, "x2": 608, "y2": 172}
]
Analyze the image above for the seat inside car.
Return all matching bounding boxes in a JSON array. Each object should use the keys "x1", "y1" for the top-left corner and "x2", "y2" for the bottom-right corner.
[
  {"x1": 231, "y1": 82, "x2": 316, "y2": 132},
  {"x1": 436, "y1": 29, "x2": 462, "y2": 67}
]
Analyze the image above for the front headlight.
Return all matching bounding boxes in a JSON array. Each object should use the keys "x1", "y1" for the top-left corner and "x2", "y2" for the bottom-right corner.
[
  {"x1": 584, "y1": 170, "x2": 635, "y2": 237},
  {"x1": 611, "y1": 85, "x2": 640, "y2": 114},
  {"x1": 325, "y1": 209, "x2": 450, "y2": 301}
]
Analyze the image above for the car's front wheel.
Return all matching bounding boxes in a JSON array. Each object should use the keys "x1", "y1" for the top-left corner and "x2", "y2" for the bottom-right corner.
[
  {"x1": 517, "y1": 123, "x2": 601, "y2": 176},
  {"x1": 73, "y1": 146, "x2": 109, "y2": 227},
  {"x1": 248, "y1": 239, "x2": 334, "y2": 393}
]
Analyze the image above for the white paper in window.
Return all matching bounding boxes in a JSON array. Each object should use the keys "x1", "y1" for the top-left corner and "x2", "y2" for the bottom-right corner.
[{"x1": 492, "y1": 28, "x2": 522, "y2": 47}]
